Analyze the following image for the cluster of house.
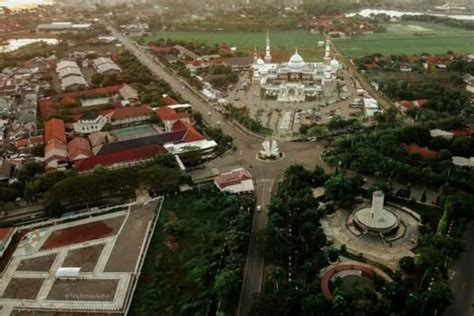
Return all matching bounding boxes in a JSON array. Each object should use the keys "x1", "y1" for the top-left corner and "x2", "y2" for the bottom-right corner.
[
  {"x1": 405, "y1": 126, "x2": 474, "y2": 168},
  {"x1": 359, "y1": 53, "x2": 474, "y2": 73},
  {"x1": 307, "y1": 15, "x2": 376, "y2": 38},
  {"x1": 0, "y1": 57, "x2": 55, "y2": 147},
  {"x1": 29, "y1": 84, "x2": 218, "y2": 173}
]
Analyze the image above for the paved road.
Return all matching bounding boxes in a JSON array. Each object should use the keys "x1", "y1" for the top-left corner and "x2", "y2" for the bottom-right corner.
[
  {"x1": 446, "y1": 224, "x2": 474, "y2": 316},
  {"x1": 108, "y1": 25, "x2": 328, "y2": 315},
  {"x1": 238, "y1": 179, "x2": 274, "y2": 316}
]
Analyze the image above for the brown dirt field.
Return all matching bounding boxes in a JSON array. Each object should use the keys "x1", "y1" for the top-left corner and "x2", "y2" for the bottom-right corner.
[
  {"x1": 2, "y1": 278, "x2": 44, "y2": 299},
  {"x1": 104, "y1": 202, "x2": 156, "y2": 272},
  {"x1": 47, "y1": 279, "x2": 118, "y2": 302},
  {"x1": 17, "y1": 254, "x2": 57, "y2": 272},
  {"x1": 40, "y1": 216, "x2": 124, "y2": 250},
  {"x1": 62, "y1": 244, "x2": 104, "y2": 272}
]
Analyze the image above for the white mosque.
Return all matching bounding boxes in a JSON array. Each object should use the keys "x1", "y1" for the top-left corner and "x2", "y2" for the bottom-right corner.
[{"x1": 252, "y1": 32, "x2": 342, "y2": 102}]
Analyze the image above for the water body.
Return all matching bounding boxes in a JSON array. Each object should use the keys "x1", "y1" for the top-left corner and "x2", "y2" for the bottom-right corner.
[
  {"x1": 0, "y1": 0, "x2": 52, "y2": 10},
  {"x1": 347, "y1": 9, "x2": 474, "y2": 21},
  {"x1": 0, "y1": 38, "x2": 58, "y2": 53}
]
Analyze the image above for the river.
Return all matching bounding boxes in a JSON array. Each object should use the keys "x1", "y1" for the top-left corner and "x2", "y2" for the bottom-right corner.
[{"x1": 347, "y1": 9, "x2": 474, "y2": 21}]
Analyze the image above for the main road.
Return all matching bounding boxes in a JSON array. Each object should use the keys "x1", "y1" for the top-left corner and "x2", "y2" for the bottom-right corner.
[{"x1": 108, "y1": 24, "x2": 327, "y2": 315}]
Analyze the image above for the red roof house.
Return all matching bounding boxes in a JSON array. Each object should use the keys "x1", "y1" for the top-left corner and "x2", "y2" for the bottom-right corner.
[
  {"x1": 172, "y1": 120, "x2": 206, "y2": 142},
  {"x1": 68, "y1": 137, "x2": 92, "y2": 161},
  {"x1": 162, "y1": 94, "x2": 178, "y2": 106},
  {"x1": 45, "y1": 118, "x2": 66, "y2": 144},
  {"x1": 156, "y1": 107, "x2": 190, "y2": 132},
  {"x1": 104, "y1": 105, "x2": 154, "y2": 126}
]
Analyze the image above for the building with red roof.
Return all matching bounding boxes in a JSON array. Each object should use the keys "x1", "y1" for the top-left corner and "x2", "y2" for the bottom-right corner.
[
  {"x1": 405, "y1": 144, "x2": 438, "y2": 159},
  {"x1": 74, "y1": 145, "x2": 164, "y2": 172},
  {"x1": 162, "y1": 94, "x2": 178, "y2": 106},
  {"x1": 156, "y1": 106, "x2": 190, "y2": 132},
  {"x1": 451, "y1": 126, "x2": 474, "y2": 138},
  {"x1": 214, "y1": 168, "x2": 255, "y2": 194},
  {"x1": 68, "y1": 137, "x2": 92, "y2": 161},
  {"x1": 15, "y1": 135, "x2": 44, "y2": 149},
  {"x1": 44, "y1": 118, "x2": 66, "y2": 144},
  {"x1": 0, "y1": 227, "x2": 14, "y2": 257},
  {"x1": 104, "y1": 105, "x2": 154, "y2": 126},
  {"x1": 172, "y1": 120, "x2": 206, "y2": 142},
  {"x1": 39, "y1": 98, "x2": 56, "y2": 121}
]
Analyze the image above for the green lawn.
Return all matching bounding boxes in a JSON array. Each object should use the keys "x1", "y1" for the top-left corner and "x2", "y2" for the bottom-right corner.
[
  {"x1": 144, "y1": 29, "x2": 325, "y2": 60},
  {"x1": 334, "y1": 21, "x2": 474, "y2": 56}
]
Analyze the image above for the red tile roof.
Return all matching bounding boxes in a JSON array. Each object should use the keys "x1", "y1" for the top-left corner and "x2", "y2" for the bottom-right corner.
[
  {"x1": 58, "y1": 84, "x2": 123, "y2": 100},
  {"x1": 162, "y1": 94, "x2": 178, "y2": 106},
  {"x1": 155, "y1": 107, "x2": 189, "y2": 121},
  {"x1": 451, "y1": 127, "x2": 474, "y2": 138},
  {"x1": 148, "y1": 45, "x2": 175, "y2": 54},
  {"x1": 0, "y1": 227, "x2": 13, "y2": 243},
  {"x1": 68, "y1": 137, "x2": 92, "y2": 161},
  {"x1": 39, "y1": 98, "x2": 56, "y2": 121},
  {"x1": 105, "y1": 105, "x2": 154, "y2": 121},
  {"x1": 215, "y1": 168, "x2": 252, "y2": 189},
  {"x1": 45, "y1": 138, "x2": 68, "y2": 153},
  {"x1": 405, "y1": 144, "x2": 438, "y2": 158},
  {"x1": 74, "y1": 145, "x2": 164, "y2": 172},
  {"x1": 172, "y1": 120, "x2": 206, "y2": 142},
  {"x1": 44, "y1": 118, "x2": 66, "y2": 144},
  {"x1": 15, "y1": 135, "x2": 44, "y2": 148}
]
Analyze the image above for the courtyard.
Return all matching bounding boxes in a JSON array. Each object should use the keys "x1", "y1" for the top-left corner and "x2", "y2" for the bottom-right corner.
[{"x1": 0, "y1": 199, "x2": 162, "y2": 315}]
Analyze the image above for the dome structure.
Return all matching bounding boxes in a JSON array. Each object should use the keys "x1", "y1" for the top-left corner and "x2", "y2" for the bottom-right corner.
[
  {"x1": 330, "y1": 58, "x2": 339, "y2": 66},
  {"x1": 256, "y1": 57, "x2": 265, "y2": 65},
  {"x1": 288, "y1": 48, "x2": 305, "y2": 69}
]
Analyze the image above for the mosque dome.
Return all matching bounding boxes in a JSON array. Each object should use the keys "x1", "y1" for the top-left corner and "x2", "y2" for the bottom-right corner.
[
  {"x1": 330, "y1": 58, "x2": 340, "y2": 66},
  {"x1": 256, "y1": 57, "x2": 265, "y2": 65},
  {"x1": 288, "y1": 49, "x2": 305, "y2": 69}
]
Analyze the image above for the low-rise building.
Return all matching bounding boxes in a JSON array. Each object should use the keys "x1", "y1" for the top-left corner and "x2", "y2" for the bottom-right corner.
[
  {"x1": 155, "y1": 106, "x2": 190, "y2": 132},
  {"x1": 68, "y1": 137, "x2": 92, "y2": 161},
  {"x1": 92, "y1": 57, "x2": 121, "y2": 75},
  {"x1": 214, "y1": 168, "x2": 255, "y2": 194},
  {"x1": 104, "y1": 105, "x2": 154, "y2": 126},
  {"x1": 73, "y1": 111, "x2": 107, "y2": 134},
  {"x1": 363, "y1": 97, "x2": 382, "y2": 118}
]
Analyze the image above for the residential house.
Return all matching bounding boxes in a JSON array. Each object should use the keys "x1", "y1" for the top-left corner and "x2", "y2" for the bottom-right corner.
[{"x1": 44, "y1": 118, "x2": 68, "y2": 170}]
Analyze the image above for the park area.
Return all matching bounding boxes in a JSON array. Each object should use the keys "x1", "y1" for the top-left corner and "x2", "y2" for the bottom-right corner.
[
  {"x1": 334, "y1": 21, "x2": 474, "y2": 56},
  {"x1": 144, "y1": 29, "x2": 325, "y2": 60}
]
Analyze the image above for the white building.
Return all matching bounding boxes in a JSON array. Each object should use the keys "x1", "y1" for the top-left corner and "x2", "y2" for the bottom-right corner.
[
  {"x1": 73, "y1": 111, "x2": 107, "y2": 134},
  {"x1": 92, "y1": 57, "x2": 121, "y2": 75},
  {"x1": 252, "y1": 35, "x2": 341, "y2": 102},
  {"x1": 363, "y1": 97, "x2": 382, "y2": 118}
]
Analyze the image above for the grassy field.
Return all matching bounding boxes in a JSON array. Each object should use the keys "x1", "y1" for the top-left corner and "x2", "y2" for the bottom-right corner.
[
  {"x1": 144, "y1": 29, "x2": 326, "y2": 61},
  {"x1": 334, "y1": 21, "x2": 474, "y2": 56}
]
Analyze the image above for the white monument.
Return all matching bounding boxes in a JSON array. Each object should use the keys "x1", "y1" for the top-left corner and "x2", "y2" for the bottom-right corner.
[
  {"x1": 259, "y1": 138, "x2": 281, "y2": 159},
  {"x1": 353, "y1": 191, "x2": 400, "y2": 235}
]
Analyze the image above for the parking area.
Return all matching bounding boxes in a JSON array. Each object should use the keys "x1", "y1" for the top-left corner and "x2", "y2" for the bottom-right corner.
[{"x1": 227, "y1": 68, "x2": 361, "y2": 137}]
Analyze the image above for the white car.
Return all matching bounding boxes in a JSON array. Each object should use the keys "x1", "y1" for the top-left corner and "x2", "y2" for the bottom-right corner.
[{"x1": 257, "y1": 205, "x2": 262, "y2": 212}]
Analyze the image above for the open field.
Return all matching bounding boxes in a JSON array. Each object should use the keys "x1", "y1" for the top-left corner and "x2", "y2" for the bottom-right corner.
[
  {"x1": 144, "y1": 29, "x2": 326, "y2": 61},
  {"x1": 62, "y1": 244, "x2": 104, "y2": 272},
  {"x1": 47, "y1": 279, "x2": 118, "y2": 301},
  {"x1": 2, "y1": 278, "x2": 43, "y2": 299},
  {"x1": 40, "y1": 216, "x2": 124, "y2": 250},
  {"x1": 335, "y1": 21, "x2": 474, "y2": 56},
  {"x1": 17, "y1": 254, "x2": 57, "y2": 272}
]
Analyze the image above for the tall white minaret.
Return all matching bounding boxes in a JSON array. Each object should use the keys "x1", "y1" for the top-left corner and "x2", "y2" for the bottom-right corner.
[
  {"x1": 324, "y1": 37, "x2": 331, "y2": 64},
  {"x1": 253, "y1": 47, "x2": 258, "y2": 63},
  {"x1": 264, "y1": 30, "x2": 272, "y2": 64}
]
